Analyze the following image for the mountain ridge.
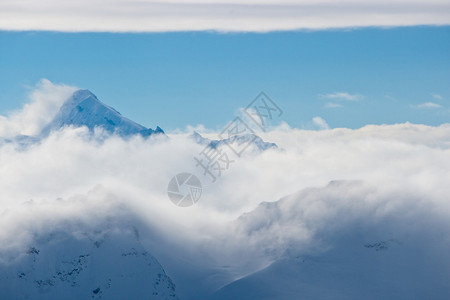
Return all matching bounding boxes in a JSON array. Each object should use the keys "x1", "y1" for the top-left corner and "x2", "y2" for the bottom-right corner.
[
  {"x1": 0, "y1": 225, "x2": 179, "y2": 299},
  {"x1": 190, "y1": 131, "x2": 277, "y2": 153}
]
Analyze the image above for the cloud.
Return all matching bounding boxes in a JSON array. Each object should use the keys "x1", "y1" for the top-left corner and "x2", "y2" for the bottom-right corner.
[
  {"x1": 384, "y1": 93, "x2": 398, "y2": 101},
  {"x1": 0, "y1": 79, "x2": 77, "y2": 138},
  {"x1": 415, "y1": 102, "x2": 442, "y2": 109},
  {"x1": 431, "y1": 93, "x2": 443, "y2": 100},
  {"x1": 312, "y1": 116, "x2": 329, "y2": 130},
  {"x1": 324, "y1": 102, "x2": 342, "y2": 108},
  {"x1": 320, "y1": 92, "x2": 363, "y2": 101},
  {"x1": 1, "y1": 81, "x2": 450, "y2": 291},
  {"x1": 0, "y1": 0, "x2": 449, "y2": 32}
]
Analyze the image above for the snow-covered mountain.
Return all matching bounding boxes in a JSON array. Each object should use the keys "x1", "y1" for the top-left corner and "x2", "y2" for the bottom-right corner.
[
  {"x1": 42, "y1": 89, "x2": 164, "y2": 137},
  {"x1": 209, "y1": 181, "x2": 450, "y2": 300},
  {"x1": 190, "y1": 131, "x2": 277, "y2": 153},
  {"x1": 0, "y1": 225, "x2": 178, "y2": 300}
]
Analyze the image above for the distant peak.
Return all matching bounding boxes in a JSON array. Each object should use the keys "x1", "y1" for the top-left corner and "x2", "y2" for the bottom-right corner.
[
  {"x1": 41, "y1": 89, "x2": 164, "y2": 138},
  {"x1": 154, "y1": 126, "x2": 165, "y2": 134},
  {"x1": 190, "y1": 131, "x2": 277, "y2": 152}
]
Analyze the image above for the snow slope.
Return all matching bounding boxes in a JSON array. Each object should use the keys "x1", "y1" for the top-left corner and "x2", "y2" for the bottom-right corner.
[{"x1": 0, "y1": 225, "x2": 178, "y2": 300}]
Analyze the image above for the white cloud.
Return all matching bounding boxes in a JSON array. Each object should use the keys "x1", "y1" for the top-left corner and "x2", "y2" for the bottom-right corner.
[
  {"x1": 0, "y1": 0, "x2": 449, "y2": 32},
  {"x1": 1, "y1": 81, "x2": 450, "y2": 289},
  {"x1": 415, "y1": 102, "x2": 442, "y2": 109},
  {"x1": 0, "y1": 79, "x2": 77, "y2": 138},
  {"x1": 320, "y1": 92, "x2": 363, "y2": 101},
  {"x1": 324, "y1": 102, "x2": 342, "y2": 108},
  {"x1": 312, "y1": 116, "x2": 329, "y2": 130},
  {"x1": 431, "y1": 93, "x2": 443, "y2": 100},
  {"x1": 384, "y1": 93, "x2": 398, "y2": 101}
]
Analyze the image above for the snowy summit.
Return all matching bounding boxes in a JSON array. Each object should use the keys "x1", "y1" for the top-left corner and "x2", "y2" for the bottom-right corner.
[{"x1": 42, "y1": 89, "x2": 164, "y2": 137}]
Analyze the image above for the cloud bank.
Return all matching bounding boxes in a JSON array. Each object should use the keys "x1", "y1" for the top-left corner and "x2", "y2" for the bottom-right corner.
[
  {"x1": 1, "y1": 81, "x2": 450, "y2": 295},
  {"x1": 1, "y1": 0, "x2": 449, "y2": 32}
]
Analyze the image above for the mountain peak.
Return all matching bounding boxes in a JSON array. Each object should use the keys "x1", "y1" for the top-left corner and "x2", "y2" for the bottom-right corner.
[
  {"x1": 190, "y1": 131, "x2": 277, "y2": 152},
  {"x1": 73, "y1": 89, "x2": 97, "y2": 101},
  {"x1": 42, "y1": 89, "x2": 164, "y2": 137}
]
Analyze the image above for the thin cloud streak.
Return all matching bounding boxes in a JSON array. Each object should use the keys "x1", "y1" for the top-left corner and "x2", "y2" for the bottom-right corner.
[
  {"x1": 320, "y1": 92, "x2": 363, "y2": 101},
  {"x1": 431, "y1": 93, "x2": 443, "y2": 100},
  {"x1": 324, "y1": 102, "x2": 342, "y2": 108},
  {"x1": 415, "y1": 102, "x2": 442, "y2": 109},
  {"x1": 0, "y1": 0, "x2": 449, "y2": 32}
]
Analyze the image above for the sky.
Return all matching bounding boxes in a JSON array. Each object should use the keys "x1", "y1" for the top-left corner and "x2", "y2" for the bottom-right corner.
[{"x1": 0, "y1": 27, "x2": 449, "y2": 131}]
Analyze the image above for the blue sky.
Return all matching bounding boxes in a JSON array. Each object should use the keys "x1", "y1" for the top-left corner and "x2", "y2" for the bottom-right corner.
[{"x1": 1, "y1": 27, "x2": 449, "y2": 131}]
